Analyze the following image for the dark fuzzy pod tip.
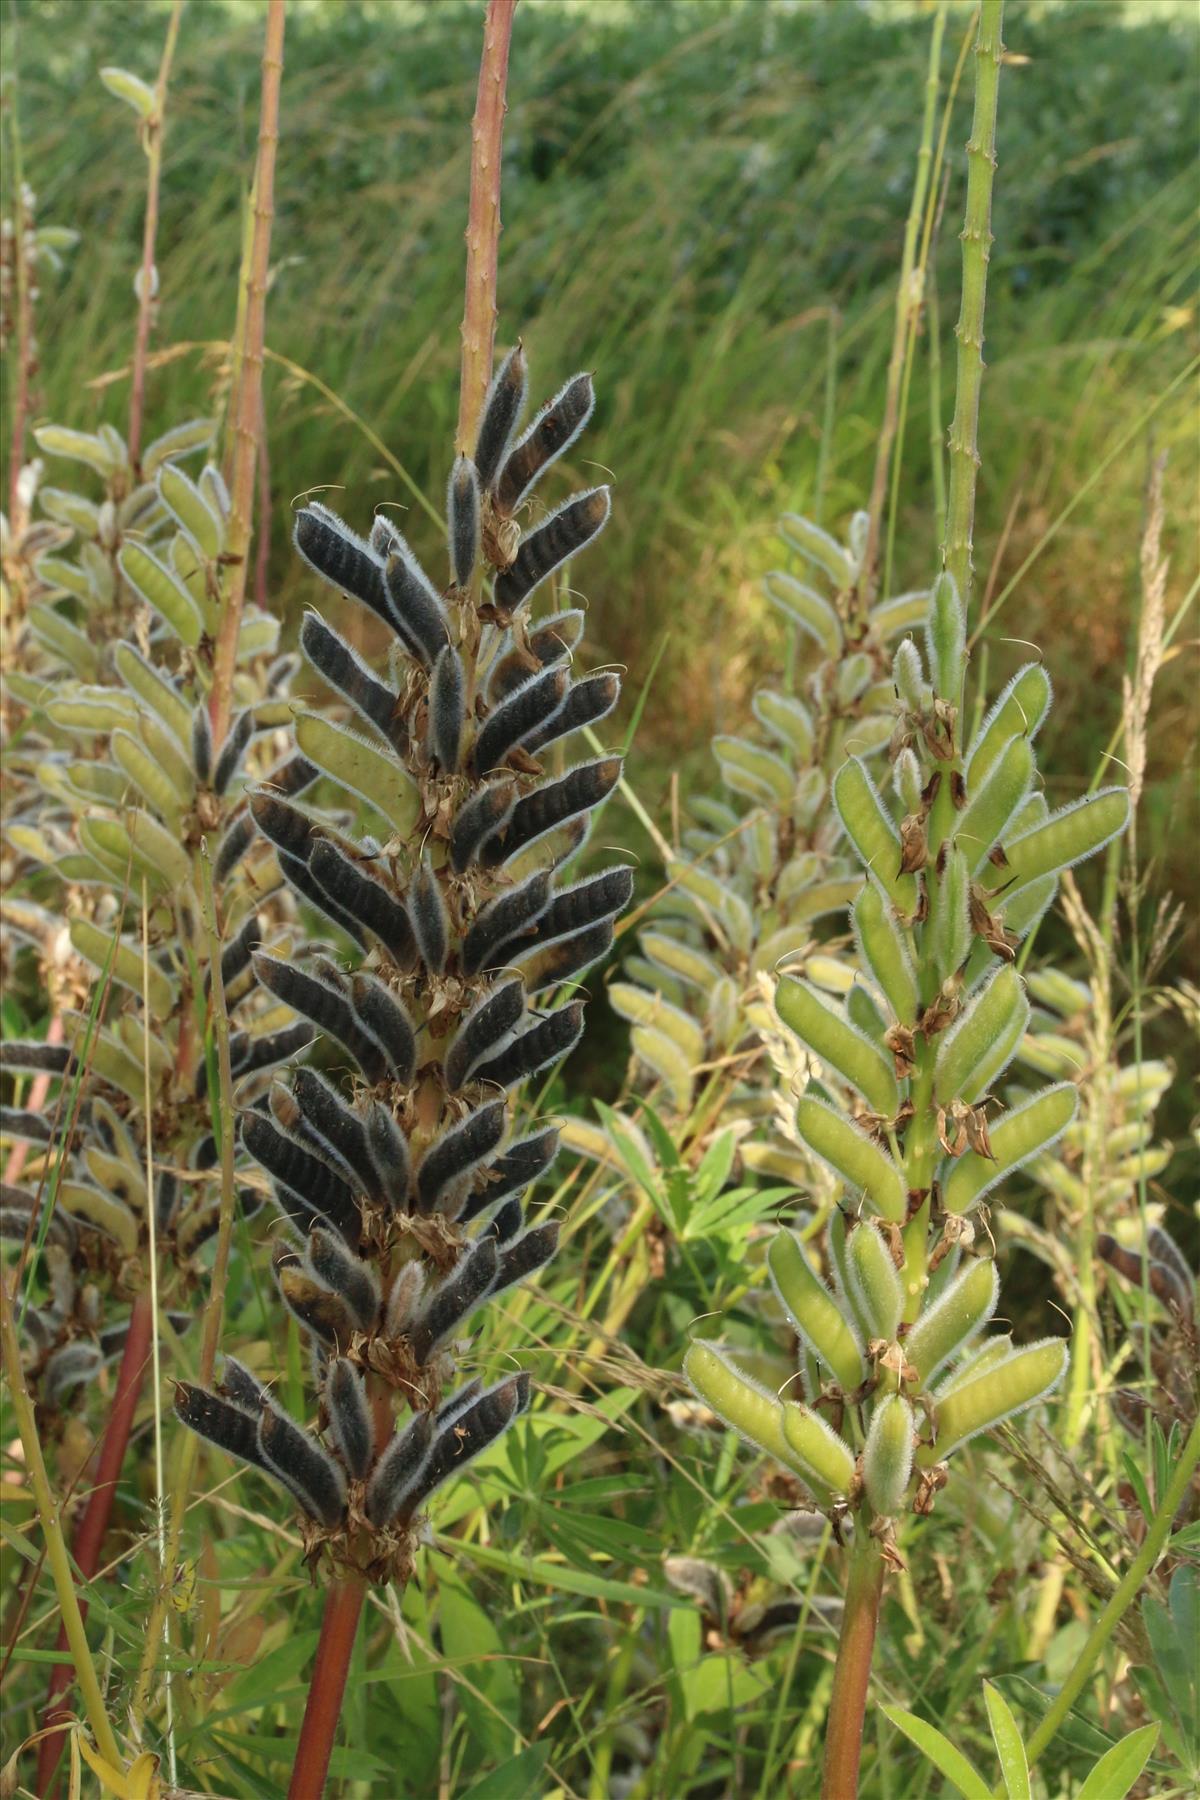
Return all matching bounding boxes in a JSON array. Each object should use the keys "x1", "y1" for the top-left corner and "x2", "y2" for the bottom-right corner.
[
  {"x1": 258, "y1": 1402, "x2": 347, "y2": 1527},
  {"x1": 175, "y1": 1383, "x2": 263, "y2": 1469},
  {"x1": 294, "y1": 505, "x2": 386, "y2": 616},
  {"x1": 416, "y1": 1100, "x2": 508, "y2": 1212},
  {"x1": 448, "y1": 455, "x2": 480, "y2": 589},
  {"x1": 326, "y1": 1356, "x2": 374, "y2": 1480},
  {"x1": 473, "y1": 1002, "x2": 584, "y2": 1090},
  {"x1": 496, "y1": 372, "x2": 595, "y2": 515},
  {"x1": 494, "y1": 488, "x2": 611, "y2": 613},
  {"x1": 444, "y1": 979, "x2": 526, "y2": 1091},
  {"x1": 450, "y1": 782, "x2": 517, "y2": 874},
  {"x1": 474, "y1": 344, "x2": 529, "y2": 491}
]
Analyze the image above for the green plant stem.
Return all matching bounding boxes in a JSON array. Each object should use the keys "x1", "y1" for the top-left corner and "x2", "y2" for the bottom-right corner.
[
  {"x1": 0, "y1": 1266, "x2": 123, "y2": 1772},
  {"x1": 821, "y1": 1528, "x2": 886, "y2": 1800},
  {"x1": 210, "y1": 0, "x2": 285, "y2": 747},
  {"x1": 942, "y1": 0, "x2": 1004, "y2": 614},
  {"x1": 999, "y1": 1412, "x2": 1200, "y2": 1791},
  {"x1": 455, "y1": 0, "x2": 518, "y2": 455},
  {"x1": 128, "y1": 0, "x2": 184, "y2": 473}
]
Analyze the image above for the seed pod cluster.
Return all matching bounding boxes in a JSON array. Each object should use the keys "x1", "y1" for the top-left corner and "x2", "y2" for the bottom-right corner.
[
  {"x1": 683, "y1": 570, "x2": 1127, "y2": 1537},
  {"x1": 176, "y1": 347, "x2": 630, "y2": 1581}
]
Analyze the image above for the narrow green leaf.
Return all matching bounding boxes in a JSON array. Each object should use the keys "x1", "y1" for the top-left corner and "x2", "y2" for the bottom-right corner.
[
  {"x1": 1074, "y1": 1725, "x2": 1159, "y2": 1800},
  {"x1": 881, "y1": 1704, "x2": 992, "y2": 1800},
  {"x1": 983, "y1": 1681, "x2": 1031, "y2": 1800}
]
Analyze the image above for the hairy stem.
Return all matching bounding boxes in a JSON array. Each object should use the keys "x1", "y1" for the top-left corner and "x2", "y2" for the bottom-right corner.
[
  {"x1": 942, "y1": 0, "x2": 1004, "y2": 613},
  {"x1": 288, "y1": 1576, "x2": 368, "y2": 1800},
  {"x1": 128, "y1": 0, "x2": 184, "y2": 473},
  {"x1": 455, "y1": 0, "x2": 518, "y2": 455},
  {"x1": 821, "y1": 1529, "x2": 885, "y2": 1800},
  {"x1": 210, "y1": 0, "x2": 285, "y2": 745}
]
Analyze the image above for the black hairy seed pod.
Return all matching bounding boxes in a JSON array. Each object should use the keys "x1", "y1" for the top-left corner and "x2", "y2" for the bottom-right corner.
[
  {"x1": 294, "y1": 505, "x2": 389, "y2": 623},
  {"x1": 415, "y1": 1100, "x2": 507, "y2": 1213},
  {"x1": 175, "y1": 1384, "x2": 265, "y2": 1469},
  {"x1": 488, "y1": 609, "x2": 585, "y2": 703},
  {"x1": 385, "y1": 1260, "x2": 425, "y2": 1334},
  {"x1": 230, "y1": 1021, "x2": 316, "y2": 1081},
  {"x1": 248, "y1": 789, "x2": 317, "y2": 861},
  {"x1": 459, "y1": 1127, "x2": 559, "y2": 1223},
  {"x1": 496, "y1": 371, "x2": 595, "y2": 514},
  {"x1": 408, "y1": 859, "x2": 449, "y2": 974},
  {"x1": 369, "y1": 514, "x2": 404, "y2": 557},
  {"x1": 444, "y1": 979, "x2": 526, "y2": 1092},
  {"x1": 517, "y1": 919, "x2": 614, "y2": 992},
  {"x1": 494, "y1": 487, "x2": 611, "y2": 612},
  {"x1": 220, "y1": 1357, "x2": 267, "y2": 1411},
  {"x1": 483, "y1": 758, "x2": 622, "y2": 867},
  {"x1": 0, "y1": 1107, "x2": 53, "y2": 1144},
  {"x1": 523, "y1": 671, "x2": 621, "y2": 755},
  {"x1": 270, "y1": 752, "x2": 320, "y2": 798},
  {"x1": 301, "y1": 613, "x2": 407, "y2": 754},
  {"x1": 176, "y1": 1202, "x2": 223, "y2": 1259},
  {"x1": 461, "y1": 870, "x2": 551, "y2": 976},
  {"x1": 365, "y1": 1412, "x2": 434, "y2": 1527},
  {"x1": 217, "y1": 913, "x2": 262, "y2": 993},
  {"x1": 450, "y1": 781, "x2": 518, "y2": 873},
  {"x1": 280, "y1": 849, "x2": 369, "y2": 947},
  {"x1": 154, "y1": 1170, "x2": 180, "y2": 1233},
  {"x1": 45, "y1": 1343, "x2": 104, "y2": 1403},
  {"x1": 492, "y1": 1221, "x2": 559, "y2": 1297},
  {"x1": 365, "y1": 1102, "x2": 411, "y2": 1210},
  {"x1": 348, "y1": 973, "x2": 417, "y2": 1084},
  {"x1": 213, "y1": 709, "x2": 255, "y2": 796},
  {"x1": 192, "y1": 704, "x2": 213, "y2": 785},
  {"x1": 252, "y1": 953, "x2": 383, "y2": 1081},
  {"x1": 485, "y1": 1195, "x2": 525, "y2": 1246},
  {"x1": 473, "y1": 1003, "x2": 585, "y2": 1090},
  {"x1": 507, "y1": 866, "x2": 633, "y2": 956},
  {"x1": 0, "y1": 1042, "x2": 75, "y2": 1076},
  {"x1": 277, "y1": 1264, "x2": 357, "y2": 1350},
  {"x1": 242, "y1": 1112, "x2": 361, "y2": 1243},
  {"x1": 408, "y1": 1237, "x2": 499, "y2": 1361},
  {"x1": 291, "y1": 1069, "x2": 378, "y2": 1198},
  {"x1": 383, "y1": 545, "x2": 449, "y2": 669},
  {"x1": 474, "y1": 343, "x2": 528, "y2": 490},
  {"x1": 325, "y1": 1357, "x2": 374, "y2": 1480},
  {"x1": 472, "y1": 665, "x2": 569, "y2": 777},
  {"x1": 402, "y1": 1375, "x2": 529, "y2": 1516},
  {"x1": 448, "y1": 455, "x2": 480, "y2": 588},
  {"x1": 214, "y1": 813, "x2": 256, "y2": 884},
  {"x1": 309, "y1": 841, "x2": 415, "y2": 966},
  {"x1": 307, "y1": 1227, "x2": 380, "y2": 1330},
  {"x1": 428, "y1": 643, "x2": 465, "y2": 771},
  {"x1": 258, "y1": 1399, "x2": 348, "y2": 1527}
]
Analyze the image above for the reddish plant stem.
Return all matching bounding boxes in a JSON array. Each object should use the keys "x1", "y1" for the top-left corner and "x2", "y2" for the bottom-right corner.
[
  {"x1": 820, "y1": 1534, "x2": 885, "y2": 1800},
  {"x1": 209, "y1": 0, "x2": 285, "y2": 747},
  {"x1": 2, "y1": 1013, "x2": 64, "y2": 1188},
  {"x1": 35, "y1": 1286, "x2": 155, "y2": 1795},
  {"x1": 287, "y1": 1576, "x2": 367, "y2": 1800},
  {"x1": 127, "y1": 0, "x2": 184, "y2": 474},
  {"x1": 454, "y1": 0, "x2": 518, "y2": 455}
]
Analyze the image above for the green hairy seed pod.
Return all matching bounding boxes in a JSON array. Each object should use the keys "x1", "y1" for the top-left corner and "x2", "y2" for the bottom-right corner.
[
  {"x1": 763, "y1": 570, "x2": 842, "y2": 658},
  {"x1": 158, "y1": 462, "x2": 224, "y2": 561},
  {"x1": 960, "y1": 992, "x2": 1029, "y2": 1104},
  {"x1": 871, "y1": 590, "x2": 930, "y2": 638},
  {"x1": 794, "y1": 1095, "x2": 906, "y2": 1220},
  {"x1": 992, "y1": 788, "x2": 1131, "y2": 893},
  {"x1": 919, "y1": 1338, "x2": 1068, "y2": 1463},
  {"x1": 954, "y1": 734, "x2": 1035, "y2": 873},
  {"x1": 935, "y1": 1333, "x2": 1014, "y2": 1395},
  {"x1": 863, "y1": 1394, "x2": 915, "y2": 1516},
  {"x1": 892, "y1": 639, "x2": 926, "y2": 713},
  {"x1": 294, "y1": 713, "x2": 420, "y2": 837},
  {"x1": 846, "y1": 1221, "x2": 903, "y2": 1342},
  {"x1": 767, "y1": 1230, "x2": 865, "y2": 1391},
  {"x1": 904, "y1": 1258, "x2": 1000, "y2": 1384},
  {"x1": 781, "y1": 1402, "x2": 856, "y2": 1499},
  {"x1": 827, "y1": 1207, "x2": 872, "y2": 1340},
  {"x1": 926, "y1": 571, "x2": 966, "y2": 704},
  {"x1": 893, "y1": 748, "x2": 923, "y2": 814},
  {"x1": 847, "y1": 982, "x2": 887, "y2": 1043},
  {"x1": 118, "y1": 541, "x2": 205, "y2": 646},
  {"x1": 713, "y1": 734, "x2": 794, "y2": 806},
  {"x1": 943, "y1": 1083, "x2": 1078, "y2": 1212},
  {"x1": 932, "y1": 846, "x2": 972, "y2": 984},
  {"x1": 853, "y1": 880, "x2": 919, "y2": 1025},
  {"x1": 776, "y1": 977, "x2": 899, "y2": 1118},
  {"x1": 779, "y1": 512, "x2": 854, "y2": 591},
  {"x1": 965, "y1": 663, "x2": 1053, "y2": 789},
  {"x1": 752, "y1": 688, "x2": 814, "y2": 759},
  {"x1": 684, "y1": 1341, "x2": 831, "y2": 1497},
  {"x1": 69, "y1": 920, "x2": 174, "y2": 1019},
  {"x1": 833, "y1": 758, "x2": 918, "y2": 915},
  {"x1": 934, "y1": 965, "x2": 1028, "y2": 1103}
]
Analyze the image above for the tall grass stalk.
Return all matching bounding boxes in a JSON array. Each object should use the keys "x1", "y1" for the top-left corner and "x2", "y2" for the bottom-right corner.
[{"x1": 127, "y1": 0, "x2": 185, "y2": 473}]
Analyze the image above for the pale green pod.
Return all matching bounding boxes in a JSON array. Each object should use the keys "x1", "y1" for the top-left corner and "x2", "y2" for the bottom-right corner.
[
  {"x1": 46, "y1": 690, "x2": 138, "y2": 733},
  {"x1": 792, "y1": 767, "x2": 828, "y2": 829},
  {"x1": 714, "y1": 735, "x2": 793, "y2": 806},
  {"x1": 4, "y1": 671, "x2": 51, "y2": 705},
  {"x1": 691, "y1": 796, "x2": 740, "y2": 835},
  {"x1": 763, "y1": 570, "x2": 841, "y2": 658},
  {"x1": 27, "y1": 605, "x2": 100, "y2": 679},
  {"x1": 943, "y1": 1084, "x2": 1078, "y2": 1212},
  {"x1": 933, "y1": 846, "x2": 972, "y2": 983},
  {"x1": 59, "y1": 1182, "x2": 140, "y2": 1256},
  {"x1": 238, "y1": 609, "x2": 281, "y2": 660},
  {"x1": 294, "y1": 712, "x2": 420, "y2": 838},
  {"x1": 35, "y1": 761, "x2": 72, "y2": 807},
  {"x1": 753, "y1": 689, "x2": 814, "y2": 759},
  {"x1": 79, "y1": 541, "x2": 114, "y2": 606},
  {"x1": 65, "y1": 761, "x2": 128, "y2": 806},
  {"x1": 846, "y1": 1221, "x2": 903, "y2": 1342},
  {"x1": 116, "y1": 1011, "x2": 171, "y2": 1078},
  {"x1": 622, "y1": 956, "x2": 685, "y2": 1004},
  {"x1": 1112, "y1": 1060, "x2": 1172, "y2": 1106},
  {"x1": 141, "y1": 417, "x2": 216, "y2": 476},
  {"x1": 740, "y1": 1141, "x2": 814, "y2": 1185},
  {"x1": 781, "y1": 1402, "x2": 856, "y2": 1499},
  {"x1": 935, "y1": 965, "x2": 1028, "y2": 1103},
  {"x1": 955, "y1": 735, "x2": 1035, "y2": 874},
  {"x1": 863, "y1": 1393, "x2": 915, "y2": 1516},
  {"x1": 641, "y1": 931, "x2": 724, "y2": 992},
  {"x1": 125, "y1": 809, "x2": 194, "y2": 889},
  {"x1": 100, "y1": 63, "x2": 156, "y2": 116},
  {"x1": 34, "y1": 555, "x2": 93, "y2": 602},
  {"x1": 847, "y1": 982, "x2": 887, "y2": 1044},
  {"x1": 34, "y1": 424, "x2": 118, "y2": 478},
  {"x1": 1032, "y1": 1154, "x2": 1086, "y2": 1207},
  {"x1": 832, "y1": 758, "x2": 917, "y2": 915},
  {"x1": 749, "y1": 811, "x2": 777, "y2": 881},
  {"x1": 995, "y1": 873, "x2": 1057, "y2": 945},
  {"x1": 199, "y1": 462, "x2": 231, "y2": 519},
  {"x1": 794, "y1": 1094, "x2": 906, "y2": 1221},
  {"x1": 118, "y1": 542, "x2": 205, "y2": 647},
  {"x1": 925, "y1": 570, "x2": 965, "y2": 704},
  {"x1": 113, "y1": 643, "x2": 192, "y2": 747},
  {"x1": 934, "y1": 1333, "x2": 1013, "y2": 1395},
  {"x1": 1103, "y1": 1121, "x2": 1153, "y2": 1159},
  {"x1": 70, "y1": 919, "x2": 175, "y2": 1019},
  {"x1": 1110, "y1": 1148, "x2": 1171, "y2": 1186},
  {"x1": 111, "y1": 728, "x2": 186, "y2": 826},
  {"x1": 776, "y1": 978, "x2": 899, "y2": 1117},
  {"x1": 608, "y1": 983, "x2": 705, "y2": 1065},
  {"x1": 56, "y1": 852, "x2": 121, "y2": 887},
  {"x1": 771, "y1": 878, "x2": 862, "y2": 926},
  {"x1": 630, "y1": 1025, "x2": 693, "y2": 1113},
  {"x1": 710, "y1": 975, "x2": 739, "y2": 1049},
  {"x1": 965, "y1": 664, "x2": 1053, "y2": 791},
  {"x1": 848, "y1": 509, "x2": 869, "y2": 574},
  {"x1": 961, "y1": 996, "x2": 1030, "y2": 1104},
  {"x1": 853, "y1": 880, "x2": 918, "y2": 1026},
  {"x1": 767, "y1": 1230, "x2": 865, "y2": 1391},
  {"x1": 779, "y1": 513, "x2": 854, "y2": 590},
  {"x1": 138, "y1": 711, "x2": 196, "y2": 802},
  {"x1": 7, "y1": 826, "x2": 57, "y2": 864},
  {"x1": 836, "y1": 652, "x2": 873, "y2": 708},
  {"x1": 684, "y1": 1341, "x2": 831, "y2": 1499},
  {"x1": 904, "y1": 1258, "x2": 999, "y2": 1385},
  {"x1": 158, "y1": 463, "x2": 223, "y2": 561},
  {"x1": 827, "y1": 1208, "x2": 872, "y2": 1341},
  {"x1": 870, "y1": 589, "x2": 930, "y2": 639},
  {"x1": 666, "y1": 859, "x2": 753, "y2": 954},
  {"x1": 994, "y1": 789, "x2": 1131, "y2": 893},
  {"x1": 1016, "y1": 1032, "x2": 1083, "y2": 1080},
  {"x1": 919, "y1": 1338, "x2": 1068, "y2": 1463},
  {"x1": 39, "y1": 486, "x2": 102, "y2": 536},
  {"x1": 892, "y1": 639, "x2": 925, "y2": 713},
  {"x1": 85, "y1": 1147, "x2": 147, "y2": 1213},
  {"x1": 892, "y1": 749, "x2": 923, "y2": 815},
  {"x1": 1024, "y1": 969, "x2": 1090, "y2": 1018},
  {"x1": 78, "y1": 818, "x2": 137, "y2": 885},
  {"x1": 804, "y1": 955, "x2": 856, "y2": 996},
  {"x1": 854, "y1": 715, "x2": 896, "y2": 758}
]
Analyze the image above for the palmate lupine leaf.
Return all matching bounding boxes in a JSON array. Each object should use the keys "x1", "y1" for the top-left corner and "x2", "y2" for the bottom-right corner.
[{"x1": 176, "y1": 345, "x2": 631, "y2": 1578}]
